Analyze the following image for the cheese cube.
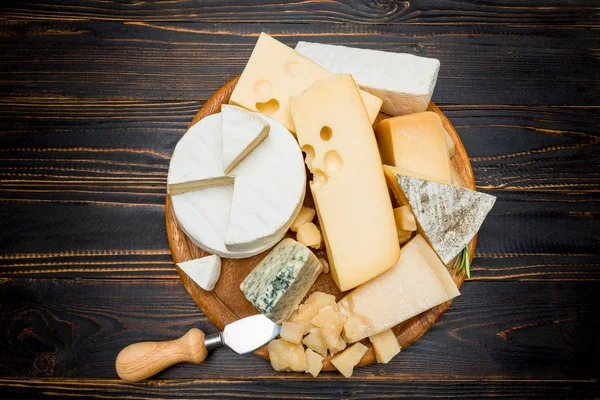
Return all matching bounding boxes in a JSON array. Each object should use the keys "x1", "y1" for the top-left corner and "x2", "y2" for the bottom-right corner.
[
  {"x1": 296, "y1": 222, "x2": 322, "y2": 249},
  {"x1": 393, "y1": 205, "x2": 416, "y2": 232},
  {"x1": 280, "y1": 322, "x2": 305, "y2": 344},
  {"x1": 375, "y1": 112, "x2": 453, "y2": 185},
  {"x1": 295, "y1": 41, "x2": 440, "y2": 116},
  {"x1": 240, "y1": 239, "x2": 322, "y2": 323},
  {"x1": 288, "y1": 291, "x2": 336, "y2": 326},
  {"x1": 320, "y1": 307, "x2": 346, "y2": 355},
  {"x1": 305, "y1": 348, "x2": 324, "y2": 377},
  {"x1": 290, "y1": 206, "x2": 316, "y2": 232},
  {"x1": 302, "y1": 327, "x2": 328, "y2": 358},
  {"x1": 290, "y1": 74, "x2": 400, "y2": 291},
  {"x1": 229, "y1": 33, "x2": 382, "y2": 134},
  {"x1": 330, "y1": 342, "x2": 368, "y2": 378},
  {"x1": 369, "y1": 329, "x2": 401, "y2": 364},
  {"x1": 267, "y1": 339, "x2": 307, "y2": 372},
  {"x1": 338, "y1": 235, "x2": 460, "y2": 343},
  {"x1": 310, "y1": 305, "x2": 337, "y2": 328}
]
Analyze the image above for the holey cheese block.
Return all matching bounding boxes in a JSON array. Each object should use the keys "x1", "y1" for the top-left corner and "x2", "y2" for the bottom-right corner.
[
  {"x1": 166, "y1": 75, "x2": 476, "y2": 371},
  {"x1": 168, "y1": 112, "x2": 306, "y2": 258}
]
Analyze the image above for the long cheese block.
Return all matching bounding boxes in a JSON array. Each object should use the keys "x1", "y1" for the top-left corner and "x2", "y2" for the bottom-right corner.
[
  {"x1": 374, "y1": 112, "x2": 452, "y2": 185},
  {"x1": 169, "y1": 113, "x2": 305, "y2": 258},
  {"x1": 240, "y1": 238, "x2": 323, "y2": 323},
  {"x1": 338, "y1": 235, "x2": 460, "y2": 343},
  {"x1": 290, "y1": 74, "x2": 400, "y2": 291},
  {"x1": 229, "y1": 33, "x2": 382, "y2": 134},
  {"x1": 295, "y1": 41, "x2": 440, "y2": 116},
  {"x1": 384, "y1": 170, "x2": 496, "y2": 264}
]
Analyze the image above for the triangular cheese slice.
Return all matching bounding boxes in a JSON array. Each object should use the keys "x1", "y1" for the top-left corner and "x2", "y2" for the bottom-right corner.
[
  {"x1": 384, "y1": 166, "x2": 496, "y2": 264},
  {"x1": 177, "y1": 255, "x2": 221, "y2": 291},
  {"x1": 221, "y1": 104, "x2": 270, "y2": 174}
]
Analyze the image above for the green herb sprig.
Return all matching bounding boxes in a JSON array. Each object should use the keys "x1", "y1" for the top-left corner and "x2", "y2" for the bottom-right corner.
[{"x1": 452, "y1": 247, "x2": 471, "y2": 278}]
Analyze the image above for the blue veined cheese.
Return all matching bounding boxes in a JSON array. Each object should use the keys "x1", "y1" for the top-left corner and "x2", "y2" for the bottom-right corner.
[
  {"x1": 295, "y1": 41, "x2": 440, "y2": 116},
  {"x1": 240, "y1": 238, "x2": 323, "y2": 323}
]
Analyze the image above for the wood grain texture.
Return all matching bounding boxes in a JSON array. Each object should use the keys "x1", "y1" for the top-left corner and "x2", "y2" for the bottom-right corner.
[
  {"x1": 1, "y1": 0, "x2": 598, "y2": 27},
  {"x1": 0, "y1": 22, "x2": 598, "y2": 105},
  {"x1": 0, "y1": 378, "x2": 598, "y2": 399}
]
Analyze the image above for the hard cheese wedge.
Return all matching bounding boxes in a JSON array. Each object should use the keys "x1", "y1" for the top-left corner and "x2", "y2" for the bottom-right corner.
[
  {"x1": 240, "y1": 238, "x2": 322, "y2": 323},
  {"x1": 295, "y1": 41, "x2": 440, "y2": 116},
  {"x1": 221, "y1": 104, "x2": 269, "y2": 174},
  {"x1": 177, "y1": 255, "x2": 221, "y2": 291},
  {"x1": 290, "y1": 74, "x2": 400, "y2": 291},
  {"x1": 339, "y1": 234, "x2": 460, "y2": 343},
  {"x1": 384, "y1": 171, "x2": 497, "y2": 264},
  {"x1": 375, "y1": 112, "x2": 453, "y2": 185},
  {"x1": 229, "y1": 33, "x2": 382, "y2": 134}
]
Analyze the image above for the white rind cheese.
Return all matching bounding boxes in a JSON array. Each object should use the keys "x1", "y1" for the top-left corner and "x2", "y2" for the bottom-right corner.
[
  {"x1": 240, "y1": 238, "x2": 323, "y2": 323},
  {"x1": 221, "y1": 104, "x2": 270, "y2": 174},
  {"x1": 392, "y1": 173, "x2": 496, "y2": 264},
  {"x1": 177, "y1": 255, "x2": 221, "y2": 291},
  {"x1": 295, "y1": 41, "x2": 440, "y2": 116},
  {"x1": 168, "y1": 113, "x2": 305, "y2": 258}
]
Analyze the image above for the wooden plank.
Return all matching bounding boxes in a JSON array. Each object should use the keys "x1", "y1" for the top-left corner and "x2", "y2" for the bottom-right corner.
[
  {"x1": 1, "y1": 0, "x2": 598, "y2": 27},
  {"x1": 0, "y1": 22, "x2": 598, "y2": 105},
  {"x1": 0, "y1": 378, "x2": 597, "y2": 399},
  {"x1": 0, "y1": 278, "x2": 598, "y2": 380}
]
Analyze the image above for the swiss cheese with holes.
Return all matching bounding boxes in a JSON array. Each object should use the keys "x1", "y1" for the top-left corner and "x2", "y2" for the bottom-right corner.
[
  {"x1": 289, "y1": 74, "x2": 399, "y2": 291},
  {"x1": 229, "y1": 33, "x2": 382, "y2": 134}
]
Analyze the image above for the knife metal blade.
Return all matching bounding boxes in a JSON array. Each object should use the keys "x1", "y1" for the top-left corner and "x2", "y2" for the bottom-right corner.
[{"x1": 205, "y1": 314, "x2": 280, "y2": 354}]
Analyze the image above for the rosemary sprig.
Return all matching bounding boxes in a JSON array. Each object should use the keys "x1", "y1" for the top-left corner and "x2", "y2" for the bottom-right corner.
[{"x1": 452, "y1": 247, "x2": 471, "y2": 278}]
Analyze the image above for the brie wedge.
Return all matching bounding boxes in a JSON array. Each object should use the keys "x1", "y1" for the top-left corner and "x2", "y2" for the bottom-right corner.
[
  {"x1": 177, "y1": 255, "x2": 221, "y2": 291},
  {"x1": 221, "y1": 104, "x2": 270, "y2": 174}
]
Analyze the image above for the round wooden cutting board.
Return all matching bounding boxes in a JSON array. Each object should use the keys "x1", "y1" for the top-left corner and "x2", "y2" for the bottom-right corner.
[{"x1": 166, "y1": 76, "x2": 476, "y2": 371}]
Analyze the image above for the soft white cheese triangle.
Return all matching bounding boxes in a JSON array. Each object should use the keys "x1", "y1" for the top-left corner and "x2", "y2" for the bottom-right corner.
[
  {"x1": 221, "y1": 104, "x2": 270, "y2": 174},
  {"x1": 385, "y1": 168, "x2": 496, "y2": 264},
  {"x1": 177, "y1": 255, "x2": 221, "y2": 291},
  {"x1": 295, "y1": 41, "x2": 440, "y2": 116}
]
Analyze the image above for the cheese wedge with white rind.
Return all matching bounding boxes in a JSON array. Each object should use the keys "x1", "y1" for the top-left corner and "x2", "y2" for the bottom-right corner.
[
  {"x1": 169, "y1": 113, "x2": 305, "y2": 258},
  {"x1": 229, "y1": 33, "x2": 382, "y2": 133},
  {"x1": 339, "y1": 235, "x2": 460, "y2": 343},
  {"x1": 387, "y1": 171, "x2": 496, "y2": 264},
  {"x1": 295, "y1": 41, "x2": 440, "y2": 116},
  {"x1": 167, "y1": 119, "x2": 231, "y2": 195},
  {"x1": 221, "y1": 104, "x2": 269, "y2": 174},
  {"x1": 177, "y1": 255, "x2": 221, "y2": 291}
]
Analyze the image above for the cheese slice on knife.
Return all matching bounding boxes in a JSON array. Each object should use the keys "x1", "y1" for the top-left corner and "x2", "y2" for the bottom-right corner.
[
  {"x1": 384, "y1": 168, "x2": 496, "y2": 264},
  {"x1": 229, "y1": 33, "x2": 382, "y2": 134},
  {"x1": 295, "y1": 41, "x2": 440, "y2": 116},
  {"x1": 290, "y1": 74, "x2": 399, "y2": 291},
  {"x1": 221, "y1": 104, "x2": 270, "y2": 174},
  {"x1": 177, "y1": 255, "x2": 221, "y2": 291},
  {"x1": 338, "y1": 234, "x2": 460, "y2": 343}
]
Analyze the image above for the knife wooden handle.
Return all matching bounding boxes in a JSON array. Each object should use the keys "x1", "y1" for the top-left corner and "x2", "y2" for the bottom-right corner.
[{"x1": 116, "y1": 328, "x2": 208, "y2": 382}]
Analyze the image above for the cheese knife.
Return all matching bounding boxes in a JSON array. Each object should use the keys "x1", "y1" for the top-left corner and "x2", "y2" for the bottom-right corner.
[{"x1": 115, "y1": 314, "x2": 280, "y2": 382}]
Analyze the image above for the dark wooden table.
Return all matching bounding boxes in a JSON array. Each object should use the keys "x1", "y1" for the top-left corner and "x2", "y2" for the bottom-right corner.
[{"x1": 1, "y1": 1, "x2": 599, "y2": 399}]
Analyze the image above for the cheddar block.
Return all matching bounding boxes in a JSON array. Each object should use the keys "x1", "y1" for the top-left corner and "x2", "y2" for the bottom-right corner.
[
  {"x1": 290, "y1": 206, "x2": 316, "y2": 232},
  {"x1": 331, "y1": 342, "x2": 368, "y2": 378},
  {"x1": 280, "y1": 321, "x2": 305, "y2": 344},
  {"x1": 305, "y1": 348, "x2": 324, "y2": 377},
  {"x1": 339, "y1": 235, "x2": 460, "y2": 343},
  {"x1": 375, "y1": 112, "x2": 453, "y2": 185},
  {"x1": 290, "y1": 74, "x2": 400, "y2": 291},
  {"x1": 302, "y1": 328, "x2": 328, "y2": 358},
  {"x1": 369, "y1": 329, "x2": 401, "y2": 364},
  {"x1": 267, "y1": 339, "x2": 307, "y2": 372},
  {"x1": 297, "y1": 222, "x2": 322, "y2": 249},
  {"x1": 229, "y1": 33, "x2": 382, "y2": 134},
  {"x1": 393, "y1": 205, "x2": 416, "y2": 232}
]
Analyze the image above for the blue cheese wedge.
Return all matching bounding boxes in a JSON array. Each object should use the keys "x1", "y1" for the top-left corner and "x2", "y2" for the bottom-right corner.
[
  {"x1": 240, "y1": 238, "x2": 323, "y2": 323},
  {"x1": 295, "y1": 41, "x2": 440, "y2": 116},
  {"x1": 384, "y1": 168, "x2": 496, "y2": 264}
]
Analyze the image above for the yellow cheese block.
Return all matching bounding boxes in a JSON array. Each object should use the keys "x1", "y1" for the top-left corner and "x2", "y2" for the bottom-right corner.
[
  {"x1": 230, "y1": 33, "x2": 382, "y2": 134},
  {"x1": 339, "y1": 234, "x2": 460, "y2": 343},
  {"x1": 290, "y1": 74, "x2": 400, "y2": 291},
  {"x1": 374, "y1": 112, "x2": 453, "y2": 185}
]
